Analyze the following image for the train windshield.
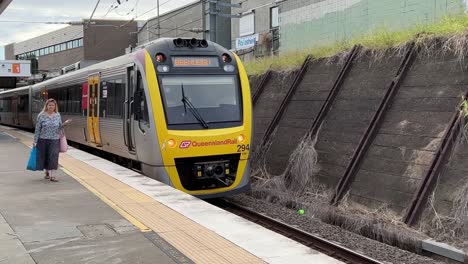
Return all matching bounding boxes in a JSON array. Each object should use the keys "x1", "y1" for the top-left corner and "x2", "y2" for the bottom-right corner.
[{"x1": 160, "y1": 75, "x2": 241, "y2": 126}]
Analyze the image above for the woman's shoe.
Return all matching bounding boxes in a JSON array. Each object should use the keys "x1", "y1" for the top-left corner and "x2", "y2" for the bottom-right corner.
[
  {"x1": 50, "y1": 177, "x2": 58, "y2": 182},
  {"x1": 44, "y1": 171, "x2": 50, "y2": 179}
]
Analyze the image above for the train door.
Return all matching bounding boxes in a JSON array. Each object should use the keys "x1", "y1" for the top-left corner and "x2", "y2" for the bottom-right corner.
[
  {"x1": 87, "y1": 74, "x2": 102, "y2": 146},
  {"x1": 124, "y1": 66, "x2": 136, "y2": 153},
  {"x1": 12, "y1": 95, "x2": 18, "y2": 125}
]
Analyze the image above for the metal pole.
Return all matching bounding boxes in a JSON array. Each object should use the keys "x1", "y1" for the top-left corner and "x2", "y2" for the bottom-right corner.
[
  {"x1": 157, "y1": 0, "x2": 160, "y2": 38},
  {"x1": 202, "y1": 0, "x2": 206, "y2": 39}
]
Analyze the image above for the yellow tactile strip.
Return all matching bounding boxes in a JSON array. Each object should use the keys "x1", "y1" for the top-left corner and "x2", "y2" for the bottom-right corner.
[{"x1": 3, "y1": 129, "x2": 266, "y2": 264}]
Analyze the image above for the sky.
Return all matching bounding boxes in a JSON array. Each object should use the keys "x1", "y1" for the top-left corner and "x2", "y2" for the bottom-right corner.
[{"x1": 0, "y1": 0, "x2": 197, "y2": 59}]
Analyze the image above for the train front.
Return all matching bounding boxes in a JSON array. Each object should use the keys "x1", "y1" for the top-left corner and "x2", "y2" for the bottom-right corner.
[{"x1": 144, "y1": 38, "x2": 252, "y2": 198}]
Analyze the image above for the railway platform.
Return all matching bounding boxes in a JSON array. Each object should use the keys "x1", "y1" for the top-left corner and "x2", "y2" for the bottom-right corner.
[{"x1": 0, "y1": 125, "x2": 343, "y2": 264}]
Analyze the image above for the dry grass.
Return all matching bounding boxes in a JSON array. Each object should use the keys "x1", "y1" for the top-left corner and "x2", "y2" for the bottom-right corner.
[
  {"x1": 249, "y1": 129, "x2": 423, "y2": 252},
  {"x1": 419, "y1": 107, "x2": 468, "y2": 250}
]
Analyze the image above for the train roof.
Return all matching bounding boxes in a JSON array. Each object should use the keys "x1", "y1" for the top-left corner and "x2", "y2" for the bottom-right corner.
[
  {"x1": 0, "y1": 38, "x2": 231, "y2": 95},
  {"x1": 0, "y1": 86, "x2": 30, "y2": 96}
]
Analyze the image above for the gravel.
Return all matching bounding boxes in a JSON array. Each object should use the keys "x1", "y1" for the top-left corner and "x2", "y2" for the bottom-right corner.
[{"x1": 228, "y1": 193, "x2": 445, "y2": 264}]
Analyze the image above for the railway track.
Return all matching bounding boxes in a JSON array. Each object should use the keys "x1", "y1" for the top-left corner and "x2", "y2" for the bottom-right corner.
[{"x1": 210, "y1": 199, "x2": 384, "y2": 264}]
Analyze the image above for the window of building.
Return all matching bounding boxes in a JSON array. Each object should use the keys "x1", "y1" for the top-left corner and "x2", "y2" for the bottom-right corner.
[
  {"x1": 78, "y1": 39, "x2": 83, "y2": 47},
  {"x1": 55, "y1": 44, "x2": 61, "y2": 52},
  {"x1": 61, "y1": 43, "x2": 67, "y2": 51},
  {"x1": 239, "y1": 12, "x2": 255, "y2": 36},
  {"x1": 271, "y1": 6, "x2": 279, "y2": 28}
]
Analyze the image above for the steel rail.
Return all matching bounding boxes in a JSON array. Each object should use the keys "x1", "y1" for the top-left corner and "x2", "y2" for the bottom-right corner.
[
  {"x1": 215, "y1": 199, "x2": 384, "y2": 264},
  {"x1": 404, "y1": 90, "x2": 468, "y2": 226},
  {"x1": 331, "y1": 42, "x2": 417, "y2": 205},
  {"x1": 259, "y1": 55, "x2": 312, "y2": 148},
  {"x1": 252, "y1": 69, "x2": 272, "y2": 106}
]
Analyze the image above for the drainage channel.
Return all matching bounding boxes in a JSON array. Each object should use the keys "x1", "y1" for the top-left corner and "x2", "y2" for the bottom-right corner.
[{"x1": 209, "y1": 199, "x2": 384, "y2": 264}]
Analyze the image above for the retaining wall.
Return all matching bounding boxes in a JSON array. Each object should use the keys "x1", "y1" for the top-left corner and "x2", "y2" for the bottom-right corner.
[{"x1": 249, "y1": 43, "x2": 468, "y2": 222}]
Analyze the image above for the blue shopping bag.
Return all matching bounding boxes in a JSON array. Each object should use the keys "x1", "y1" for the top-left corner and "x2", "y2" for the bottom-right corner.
[{"x1": 27, "y1": 147, "x2": 37, "y2": 171}]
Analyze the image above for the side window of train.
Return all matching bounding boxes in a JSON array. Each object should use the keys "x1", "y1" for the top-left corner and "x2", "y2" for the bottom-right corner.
[
  {"x1": 32, "y1": 91, "x2": 42, "y2": 113},
  {"x1": 66, "y1": 85, "x2": 81, "y2": 115},
  {"x1": 18, "y1": 95, "x2": 28, "y2": 113},
  {"x1": 102, "y1": 77, "x2": 125, "y2": 118},
  {"x1": 136, "y1": 71, "x2": 150, "y2": 125}
]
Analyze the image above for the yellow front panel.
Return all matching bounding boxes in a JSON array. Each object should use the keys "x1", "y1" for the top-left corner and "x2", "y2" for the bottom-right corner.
[{"x1": 144, "y1": 51, "x2": 252, "y2": 196}]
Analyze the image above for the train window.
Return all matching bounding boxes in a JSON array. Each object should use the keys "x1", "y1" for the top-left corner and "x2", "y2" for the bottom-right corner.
[
  {"x1": 160, "y1": 76, "x2": 241, "y2": 125},
  {"x1": 1, "y1": 97, "x2": 12, "y2": 112},
  {"x1": 113, "y1": 79, "x2": 124, "y2": 117},
  {"x1": 136, "y1": 71, "x2": 150, "y2": 124},
  {"x1": 101, "y1": 78, "x2": 124, "y2": 118},
  {"x1": 66, "y1": 86, "x2": 81, "y2": 114},
  {"x1": 57, "y1": 88, "x2": 67, "y2": 113},
  {"x1": 32, "y1": 90, "x2": 42, "y2": 113},
  {"x1": 0, "y1": 98, "x2": 7, "y2": 112},
  {"x1": 18, "y1": 95, "x2": 29, "y2": 113}
]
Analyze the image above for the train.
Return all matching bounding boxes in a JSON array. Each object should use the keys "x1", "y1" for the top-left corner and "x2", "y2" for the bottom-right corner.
[{"x1": 0, "y1": 38, "x2": 252, "y2": 199}]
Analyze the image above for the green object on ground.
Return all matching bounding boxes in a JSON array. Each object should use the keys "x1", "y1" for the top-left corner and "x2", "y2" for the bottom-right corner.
[{"x1": 298, "y1": 209, "x2": 304, "y2": 215}]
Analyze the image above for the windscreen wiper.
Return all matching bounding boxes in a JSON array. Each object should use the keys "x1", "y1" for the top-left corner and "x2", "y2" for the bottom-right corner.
[{"x1": 181, "y1": 84, "x2": 209, "y2": 129}]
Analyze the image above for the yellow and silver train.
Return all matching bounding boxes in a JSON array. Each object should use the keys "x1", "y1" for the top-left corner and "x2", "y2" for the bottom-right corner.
[{"x1": 0, "y1": 38, "x2": 252, "y2": 198}]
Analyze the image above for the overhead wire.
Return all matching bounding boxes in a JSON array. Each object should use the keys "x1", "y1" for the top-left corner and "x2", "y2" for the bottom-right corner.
[{"x1": 86, "y1": 0, "x2": 102, "y2": 28}]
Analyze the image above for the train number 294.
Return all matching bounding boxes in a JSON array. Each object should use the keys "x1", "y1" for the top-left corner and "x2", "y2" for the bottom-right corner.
[{"x1": 237, "y1": 144, "x2": 250, "y2": 152}]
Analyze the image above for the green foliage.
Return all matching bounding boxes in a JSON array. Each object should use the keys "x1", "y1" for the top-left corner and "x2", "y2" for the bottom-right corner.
[
  {"x1": 461, "y1": 96, "x2": 468, "y2": 117},
  {"x1": 245, "y1": 14, "x2": 468, "y2": 76}
]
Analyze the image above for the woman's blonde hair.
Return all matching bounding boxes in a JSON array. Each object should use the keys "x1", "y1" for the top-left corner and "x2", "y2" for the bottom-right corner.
[{"x1": 40, "y1": 98, "x2": 59, "y2": 114}]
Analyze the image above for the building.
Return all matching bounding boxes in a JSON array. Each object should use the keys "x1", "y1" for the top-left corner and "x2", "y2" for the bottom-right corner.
[
  {"x1": 277, "y1": 0, "x2": 467, "y2": 52},
  {"x1": 230, "y1": 0, "x2": 468, "y2": 59},
  {"x1": 0, "y1": 0, "x2": 13, "y2": 15},
  {"x1": 4, "y1": 19, "x2": 138, "y2": 81},
  {"x1": 137, "y1": 0, "x2": 232, "y2": 49},
  {"x1": 231, "y1": 0, "x2": 280, "y2": 60}
]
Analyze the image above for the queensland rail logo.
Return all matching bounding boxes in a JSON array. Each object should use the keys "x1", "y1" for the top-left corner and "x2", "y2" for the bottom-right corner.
[
  {"x1": 179, "y1": 140, "x2": 191, "y2": 149},
  {"x1": 179, "y1": 139, "x2": 237, "y2": 149}
]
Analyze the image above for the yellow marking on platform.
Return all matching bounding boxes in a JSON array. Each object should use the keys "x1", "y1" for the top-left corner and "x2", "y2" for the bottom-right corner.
[{"x1": 61, "y1": 166, "x2": 151, "y2": 233}]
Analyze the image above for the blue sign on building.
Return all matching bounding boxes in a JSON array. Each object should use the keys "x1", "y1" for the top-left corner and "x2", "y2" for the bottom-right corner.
[{"x1": 236, "y1": 34, "x2": 259, "y2": 50}]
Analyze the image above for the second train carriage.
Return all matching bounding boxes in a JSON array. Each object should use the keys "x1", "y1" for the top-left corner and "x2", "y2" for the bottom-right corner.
[{"x1": 0, "y1": 38, "x2": 252, "y2": 198}]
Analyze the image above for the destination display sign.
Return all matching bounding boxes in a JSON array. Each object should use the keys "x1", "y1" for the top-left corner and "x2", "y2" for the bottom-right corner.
[{"x1": 172, "y1": 56, "x2": 219, "y2": 67}]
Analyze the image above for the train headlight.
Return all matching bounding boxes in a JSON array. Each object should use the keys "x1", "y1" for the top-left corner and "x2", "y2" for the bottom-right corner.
[
  {"x1": 222, "y1": 53, "x2": 232, "y2": 63},
  {"x1": 205, "y1": 166, "x2": 214, "y2": 177},
  {"x1": 157, "y1": 65, "x2": 170, "y2": 72},
  {"x1": 167, "y1": 139, "x2": 176, "y2": 148},
  {"x1": 156, "y1": 53, "x2": 166, "y2": 62},
  {"x1": 223, "y1": 65, "x2": 235, "y2": 72},
  {"x1": 237, "y1": 134, "x2": 245, "y2": 143}
]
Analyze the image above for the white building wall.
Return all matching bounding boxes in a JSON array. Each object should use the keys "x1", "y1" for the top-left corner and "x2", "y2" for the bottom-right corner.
[{"x1": 14, "y1": 25, "x2": 83, "y2": 55}]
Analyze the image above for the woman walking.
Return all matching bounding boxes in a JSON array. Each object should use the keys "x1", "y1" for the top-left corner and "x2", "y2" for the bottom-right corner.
[{"x1": 33, "y1": 99, "x2": 71, "y2": 182}]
